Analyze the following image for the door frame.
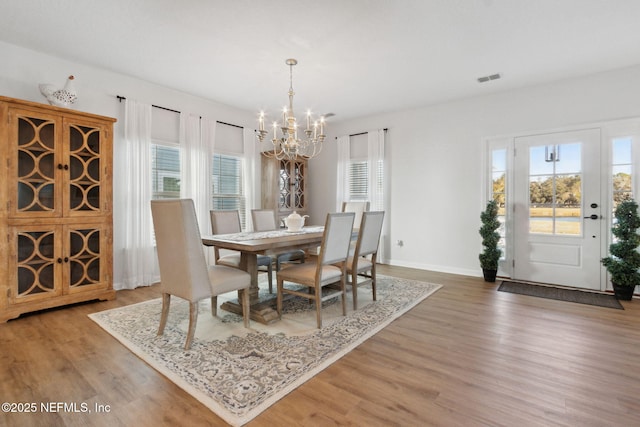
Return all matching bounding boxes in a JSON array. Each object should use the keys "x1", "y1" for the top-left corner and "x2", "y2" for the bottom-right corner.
[{"x1": 482, "y1": 118, "x2": 640, "y2": 291}]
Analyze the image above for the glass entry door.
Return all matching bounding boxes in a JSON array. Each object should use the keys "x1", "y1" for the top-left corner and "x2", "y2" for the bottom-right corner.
[{"x1": 513, "y1": 129, "x2": 603, "y2": 290}]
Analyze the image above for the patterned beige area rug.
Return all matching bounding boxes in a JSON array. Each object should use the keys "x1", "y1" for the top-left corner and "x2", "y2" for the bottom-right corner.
[{"x1": 89, "y1": 275, "x2": 441, "y2": 426}]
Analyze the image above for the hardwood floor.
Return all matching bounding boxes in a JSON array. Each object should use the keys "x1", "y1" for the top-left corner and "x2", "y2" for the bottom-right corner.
[{"x1": 1, "y1": 265, "x2": 639, "y2": 426}]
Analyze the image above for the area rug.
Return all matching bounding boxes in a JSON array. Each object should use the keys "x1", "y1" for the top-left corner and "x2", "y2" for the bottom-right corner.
[
  {"x1": 498, "y1": 280, "x2": 624, "y2": 309},
  {"x1": 89, "y1": 275, "x2": 441, "y2": 426}
]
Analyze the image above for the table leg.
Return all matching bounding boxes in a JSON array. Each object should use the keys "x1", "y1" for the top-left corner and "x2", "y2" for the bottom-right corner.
[
  {"x1": 240, "y1": 252, "x2": 260, "y2": 303},
  {"x1": 219, "y1": 251, "x2": 280, "y2": 324}
]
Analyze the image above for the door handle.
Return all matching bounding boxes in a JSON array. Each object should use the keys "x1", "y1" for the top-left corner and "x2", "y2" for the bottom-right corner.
[{"x1": 583, "y1": 214, "x2": 599, "y2": 220}]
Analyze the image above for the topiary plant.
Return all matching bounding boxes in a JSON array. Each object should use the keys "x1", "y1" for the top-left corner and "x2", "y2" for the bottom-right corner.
[
  {"x1": 479, "y1": 200, "x2": 502, "y2": 281},
  {"x1": 601, "y1": 198, "x2": 640, "y2": 299}
]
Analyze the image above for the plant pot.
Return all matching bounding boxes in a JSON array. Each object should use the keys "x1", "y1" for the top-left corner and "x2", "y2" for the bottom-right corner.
[
  {"x1": 612, "y1": 282, "x2": 635, "y2": 301},
  {"x1": 482, "y1": 269, "x2": 497, "y2": 282}
]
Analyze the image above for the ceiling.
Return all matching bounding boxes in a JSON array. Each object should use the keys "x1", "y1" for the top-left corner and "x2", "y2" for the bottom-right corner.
[{"x1": 2, "y1": 0, "x2": 640, "y2": 122}]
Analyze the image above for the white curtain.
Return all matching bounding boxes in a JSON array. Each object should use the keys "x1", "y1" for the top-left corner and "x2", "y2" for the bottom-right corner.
[
  {"x1": 243, "y1": 128, "x2": 259, "y2": 230},
  {"x1": 335, "y1": 135, "x2": 350, "y2": 211},
  {"x1": 368, "y1": 129, "x2": 389, "y2": 262},
  {"x1": 180, "y1": 113, "x2": 211, "y2": 236},
  {"x1": 367, "y1": 129, "x2": 385, "y2": 211},
  {"x1": 118, "y1": 99, "x2": 158, "y2": 289}
]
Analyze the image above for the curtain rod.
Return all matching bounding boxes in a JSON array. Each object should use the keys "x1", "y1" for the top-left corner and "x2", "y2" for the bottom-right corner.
[
  {"x1": 116, "y1": 95, "x2": 180, "y2": 114},
  {"x1": 335, "y1": 128, "x2": 388, "y2": 139},
  {"x1": 217, "y1": 120, "x2": 244, "y2": 129},
  {"x1": 116, "y1": 95, "x2": 244, "y2": 128}
]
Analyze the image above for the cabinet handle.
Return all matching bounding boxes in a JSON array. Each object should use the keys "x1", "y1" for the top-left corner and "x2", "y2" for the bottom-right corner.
[
  {"x1": 64, "y1": 257, "x2": 69, "y2": 263},
  {"x1": 57, "y1": 258, "x2": 63, "y2": 263},
  {"x1": 58, "y1": 164, "x2": 63, "y2": 170},
  {"x1": 64, "y1": 164, "x2": 69, "y2": 170}
]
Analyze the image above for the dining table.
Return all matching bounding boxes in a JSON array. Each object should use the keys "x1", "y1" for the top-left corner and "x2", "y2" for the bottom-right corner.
[{"x1": 202, "y1": 226, "x2": 326, "y2": 324}]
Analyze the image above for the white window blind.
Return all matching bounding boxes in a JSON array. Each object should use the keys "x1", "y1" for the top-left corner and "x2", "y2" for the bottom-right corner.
[
  {"x1": 212, "y1": 153, "x2": 246, "y2": 226},
  {"x1": 349, "y1": 161, "x2": 368, "y2": 201},
  {"x1": 151, "y1": 145, "x2": 180, "y2": 199},
  {"x1": 348, "y1": 159, "x2": 384, "y2": 210}
]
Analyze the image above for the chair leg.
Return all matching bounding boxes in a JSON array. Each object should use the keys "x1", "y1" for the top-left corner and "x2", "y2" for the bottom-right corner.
[
  {"x1": 158, "y1": 293, "x2": 171, "y2": 336},
  {"x1": 185, "y1": 301, "x2": 199, "y2": 350},
  {"x1": 315, "y1": 285, "x2": 322, "y2": 328},
  {"x1": 371, "y1": 263, "x2": 377, "y2": 302},
  {"x1": 267, "y1": 263, "x2": 273, "y2": 294},
  {"x1": 351, "y1": 270, "x2": 358, "y2": 310},
  {"x1": 211, "y1": 296, "x2": 218, "y2": 317},
  {"x1": 276, "y1": 277, "x2": 284, "y2": 319},
  {"x1": 241, "y1": 289, "x2": 250, "y2": 328},
  {"x1": 340, "y1": 277, "x2": 347, "y2": 317}
]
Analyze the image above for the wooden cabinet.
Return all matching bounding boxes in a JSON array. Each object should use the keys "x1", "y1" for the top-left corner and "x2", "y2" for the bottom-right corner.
[
  {"x1": 0, "y1": 96, "x2": 116, "y2": 322},
  {"x1": 261, "y1": 153, "x2": 308, "y2": 222}
]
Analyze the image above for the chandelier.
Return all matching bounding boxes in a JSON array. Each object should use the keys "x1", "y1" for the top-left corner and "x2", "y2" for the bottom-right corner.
[{"x1": 257, "y1": 59, "x2": 326, "y2": 159}]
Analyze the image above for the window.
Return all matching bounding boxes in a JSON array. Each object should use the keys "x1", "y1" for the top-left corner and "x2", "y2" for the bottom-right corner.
[
  {"x1": 212, "y1": 153, "x2": 245, "y2": 225},
  {"x1": 151, "y1": 145, "x2": 180, "y2": 199},
  {"x1": 527, "y1": 143, "x2": 582, "y2": 236},
  {"x1": 348, "y1": 160, "x2": 368, "y2": 201},
  {"x1": 612, "y1": 137, "x2": 633, "y2": 208},
  {"x1": 347, "y1": 159, "x2": 385, "y2": 209},
  {"x1": 151, "y1": 107, "x2": 180, "y2": 200},
  {"x1": 491, "y1": 148, "x2": 507, "y2": 257}
]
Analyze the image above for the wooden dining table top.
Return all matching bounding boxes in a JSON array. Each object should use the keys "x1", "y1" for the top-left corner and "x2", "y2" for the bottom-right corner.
[{"x1": 201, "y1": 226, "x2": 325, "y2": 254}]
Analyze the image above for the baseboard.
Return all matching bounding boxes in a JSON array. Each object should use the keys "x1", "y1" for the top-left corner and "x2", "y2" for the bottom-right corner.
[{"x1": 386, "y1": 259, "x2": 481, "y2": 278}]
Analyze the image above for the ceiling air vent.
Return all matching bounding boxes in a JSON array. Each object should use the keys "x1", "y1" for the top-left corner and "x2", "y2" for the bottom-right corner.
[{"x1": 477, "y1": 73, "x2": 501, "y2": 83}]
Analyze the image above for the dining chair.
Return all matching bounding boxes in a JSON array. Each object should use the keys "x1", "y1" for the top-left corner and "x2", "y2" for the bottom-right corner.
[
  {"x1": 276, "y1": 212, "x2": 355, "y2": 328},
  {"x1": 343, "y1": 211, "x2": 385, "y2": 310},
  {"x1": 251, "y1": 208, "x2": 306, "y2": 271},
  {"x1": 342, "y1": 201, "x2": 370, "y2": 229},
  {"x1": 151, "y1": 199, "x2": 251, "y2": 350},
  {"x1": 210, "y1": 210, "x2": 274, "y2": 292}
]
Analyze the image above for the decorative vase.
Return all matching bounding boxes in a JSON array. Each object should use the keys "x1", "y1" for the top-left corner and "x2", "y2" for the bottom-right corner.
[
  {"x1": 612, "y1": 282, "x2": 635, "y2": 301},
  {"x1": 482, "y1": 269, "x2": 497, "y2": 282}
]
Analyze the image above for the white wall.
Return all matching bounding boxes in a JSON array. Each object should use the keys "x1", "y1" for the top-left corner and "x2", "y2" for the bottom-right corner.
[
  {"x1": 0, "y1": 41, "x2": 256, "y2": 288},
  {"x1": 4, "y1": 40, "x2": 640, "y2": 281},
  {"x1": 309, "y1": 64, "x2": 640, "y2": 277}
]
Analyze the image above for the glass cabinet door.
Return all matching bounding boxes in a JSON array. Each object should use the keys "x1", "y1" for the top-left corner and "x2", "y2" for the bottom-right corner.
[
  {"x1": 293, "y1": 159, "x2": 306, "y2": 210},
  {"x1": 11, "y1": 111, "x2": 61, "y2": 218},
  {"x1": 67, "y1": 124, "x2": 102, "y2": 213},
  {"x1": 279, "y1": 158, "x2": 292, "y2": 210},
  {"x1": 11, "y1": 226, "x2": 63, "y2": 303},
  {"x1": 278, "y1": 157, "x2": 306, "y2": 211},
  {"x1": 67, "y1": 225, "x2": 104, "y2": 292}
]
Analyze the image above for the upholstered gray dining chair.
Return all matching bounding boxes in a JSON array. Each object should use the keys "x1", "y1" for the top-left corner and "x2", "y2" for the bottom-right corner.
[
  {"x1": 343, "y1": 211, "x2": 385, "y2": 310},
  {"x1": 276, "y1": 212, "x2": 355, "y2": 328},
  {"x1": 210, "y1": 210, "x2": 274, "y2": 292},
  {"x1": 251, "y1": 208, "x2": 306, "y2": 271},
  {"x1": 151, "y1": 199, "x2": 250, "y2": 350}
]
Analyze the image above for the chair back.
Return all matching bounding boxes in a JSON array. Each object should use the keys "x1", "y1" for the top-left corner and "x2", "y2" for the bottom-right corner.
[
  {"x1": 355, "y1": 211, "x2": 385, "y2": 258},
  {"x1": 252, "y1": 209, "x2": 278, "y2": 231},
  {"x1": 342, "y1": 201, "x2": 370, "y2": 228},
  {"x1": 319, "y1": 212, "x2": 355, "y2": 265},
  {"x1": 151, "y1": 199, "x2": 211, "y2": 302},
  {"x1": 210, "y1": 210, "x2": 241, "y2": 234}
]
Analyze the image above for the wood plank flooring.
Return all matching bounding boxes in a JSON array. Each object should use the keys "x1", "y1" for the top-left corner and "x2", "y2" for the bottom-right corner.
[{"x1": 1, "y1": 265, "x2": 639, "y2": 426}]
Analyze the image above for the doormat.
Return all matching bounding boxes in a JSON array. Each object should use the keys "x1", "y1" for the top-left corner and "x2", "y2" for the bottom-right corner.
[{"x1": 498, "y1": 281, "x2": 624, "y2": 309}]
